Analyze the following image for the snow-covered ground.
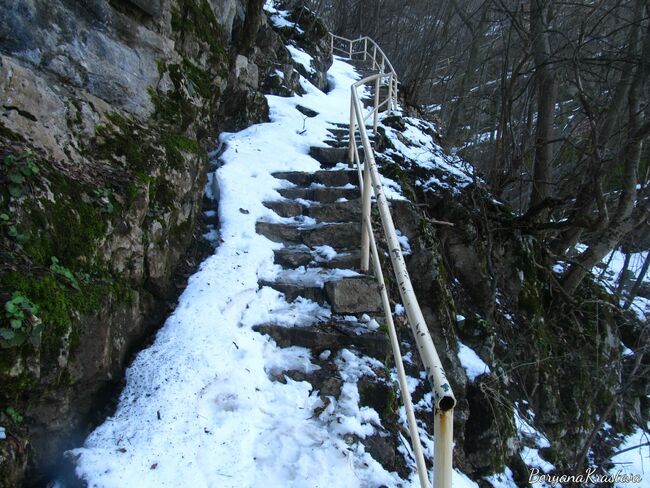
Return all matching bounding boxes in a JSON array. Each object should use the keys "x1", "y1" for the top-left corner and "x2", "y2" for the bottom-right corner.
[
  {"x1": 456, "y1": 342, "x2": 490, "y2": 381},
  {"x1": 378, "y1": 116, "x2": 476, "y2": 194}
]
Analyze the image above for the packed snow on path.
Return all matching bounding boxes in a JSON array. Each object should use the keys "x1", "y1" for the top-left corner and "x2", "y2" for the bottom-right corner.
[{"x1": 68, "y1": 49, "x2": 441, "y2": 487}]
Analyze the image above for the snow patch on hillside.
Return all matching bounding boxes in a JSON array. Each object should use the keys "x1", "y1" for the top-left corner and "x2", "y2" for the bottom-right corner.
[
  {"x1": 596, "y1": 249, "x2": 649, "y2": 321},
  {"x1": 457, "y1": 341, "x2": 490, "y2": 381},
  {"x1": 378, "y1": 115, "x2": 475, "y2": 193},
  {"x1": 610, "y1": 425, "x2": 650, "y2": 486}
]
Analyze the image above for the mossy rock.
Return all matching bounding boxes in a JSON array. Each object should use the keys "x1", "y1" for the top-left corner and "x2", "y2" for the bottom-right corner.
[
  {"x1": 171, "y1": 0, "x2": 228, "y2": 66},
  {"x1": 382, "y1": 115, "x2": 406, "y2": 131},
  {"x1": 464, "y1": 375, "x2": 517, "y2": 474}
]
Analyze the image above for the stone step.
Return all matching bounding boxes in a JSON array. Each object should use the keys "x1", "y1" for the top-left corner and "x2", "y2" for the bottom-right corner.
[
  {"x1": 324, "y1": 139, "x2": 345, "y2": 147},
  {"x1": 259, "y1": 280, "x2": 328, "y2": 303},
  {"x1": 273, "y1": 247, "x2": 362, "y2": 270},
  {"x1": 327, "y1": 127, "x2": 376, "y2": 144},
  {"x1": 278, "y1": 186, "x2": 359, "y2": 203},
  {"x1": 263, "y1": 200, "x2": 304, "y2": 217},
  {"x1": 324, "y1": 140, "x2": 362, "y2": 150},
  {"x1": 324, "y1": 136, "x2": 364, "y2": 147},
  {"x1": 263, "y1": 199, "x2": 361, "y2": 222},
  {"x1": 325, "y1": 135, "x2": 363, "y2": 145},
  {"x1": 273, "y1": 247, "x2": 313, "y2": 268},
  {"x1": 272, "y1": 170, "x2": 358, "y2": 187},
  {"x1": 320, "y1": 251, "x2": 362, "y2": 270},
  {"x1": 329, "y1": 122, "x2": 349, "y2": 129},
  {"x1": 304, "y1": 222, "x2": 360, "y2": 248},
  {"x1": 327, "y1": 127, "x2": 365, "y2": 138},
  {"x1": 265, "y1": 342, "x2": 401, "y2": 473},
  {"x1": 255, "y1": 221, "x2": 303, "y2": 244},
  {"x1": 310, "y1": 146, "x2": 366, "y2": 166},
  {"x1": 325, "y1": 277, "x2": 382, "y2": 313},
  {"x1": 261, "y1": 275, "x2": 381, "y2": 313},
  {"x1": 308, "y1": 200, "x2": 361, "y2": 222},
  {"x1": 327, "y1": 127, "x2": 351, "y2": 136},
  {"x1": 253, "y1": 322, "x2": 389, "y2": 361},
  {"x1": 255, "y1": 222, "x2": 360, "y2": 249}
]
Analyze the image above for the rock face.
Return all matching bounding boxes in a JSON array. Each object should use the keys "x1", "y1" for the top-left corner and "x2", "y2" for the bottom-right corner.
[{"x1": 0, "y1": 0, "x2": 330, "y2": 485}]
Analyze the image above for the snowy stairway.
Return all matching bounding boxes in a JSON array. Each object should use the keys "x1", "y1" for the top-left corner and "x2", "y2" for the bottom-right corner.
[
  {"x1": 323, "y1": 123, "x2": 363, "y2": 148},
  {"x1": 255, "y1": 166, "x2": 388, "y2": 340},
  {"x1": 246, "y1": 151, "x2": 411, "y2": 467},
  {"x1": 251, "y1": 163, "x2": 406, "y2": 468}
]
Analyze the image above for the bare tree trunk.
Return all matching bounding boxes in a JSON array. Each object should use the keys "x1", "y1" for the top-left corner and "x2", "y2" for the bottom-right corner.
[
  {"x1": 550, "y1": 0, "x2": 645, "y2": 255},
  {"x1": 562, "y1": 20, "x2": 650, "y2": 294},
  {"x1": 529, "y1": 0, "x2": 556, "y2": 214},
  {"x1": 616, "y1": 251, "x2": 632, "y2": 295},
  {"x1": 445, "y1": 3, "x2": 490, "y2": 145},
  {"x1": 562, "y1": 212, "x2": 648, "y2": 295},
  {"x1": 562, "y1": 89, "x2": 650, "y2": 294},
  {"x1": 624, "y1": 252, "x2": 650, "y2": 309}
]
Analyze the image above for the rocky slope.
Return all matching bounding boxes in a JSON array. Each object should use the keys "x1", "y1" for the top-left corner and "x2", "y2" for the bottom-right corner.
[
  {"x1": 0, "y1": 0, "x2": 329, "y2": 485},
  {"x1": 372, "y1": 112, "x2": 648, "y2": 484}
]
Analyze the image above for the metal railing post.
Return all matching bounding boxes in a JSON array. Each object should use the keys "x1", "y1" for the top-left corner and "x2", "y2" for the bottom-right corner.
[
  {"x1": 349, "y1": 39, "x2": 352, "y2": 59},
  {"x1": 388, "y1": 73, "x2": 393, "y2": 113},
  {"x1": 351, "y1": 90, "x2": 456, "y2": 488},
  {"x1": 348, "y1": 93, "x2": 356, "y2": 165},
  {"x1": 364, "y1": 37, "x2": 368, "y2": 60},
  {"x1": 363, "y1": 216, "x2": 429, "y2": 487},
  {"x1": 394, "y1": 77, "x2": 398, "y2": 109},
  {"x1": 330, "y1": 33, "x2": 333, "y2": 54},
  {"x1": 373, "y1": 45, "x2": 377, "y2": 70},
  {"x1": 373, "y1": 76, "x2": 380, "y2": 134},
  {"x1": 360, "y1": 159, "x2": 371, "y2": 272},
  {"x1": 434, "y1": 409, "x2": 454, "y2": 488}
]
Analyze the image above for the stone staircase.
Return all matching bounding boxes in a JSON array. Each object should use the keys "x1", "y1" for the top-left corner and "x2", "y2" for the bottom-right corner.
[
  {"x1": 251, "y1": 131, "x2": 407, "y2": 471},
  {"x1": 255, "y1": 165, "x2": 386, "y2": 341}
]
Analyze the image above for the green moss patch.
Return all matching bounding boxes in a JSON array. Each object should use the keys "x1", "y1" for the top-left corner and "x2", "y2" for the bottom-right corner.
[
  {"x1": 171, "y1": 0, "x2": 227, "y2": 66},
  {"x1": 24, "y1": 195, "x2": 107, "y2": 270}
]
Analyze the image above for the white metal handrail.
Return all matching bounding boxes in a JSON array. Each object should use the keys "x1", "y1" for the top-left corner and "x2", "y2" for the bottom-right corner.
[
  {"x1": 330, "y1": 34, "x2": 399, "y2": 129},
  {"x1": 329, "y1": 33, "x2": 456, "y2": 488}
]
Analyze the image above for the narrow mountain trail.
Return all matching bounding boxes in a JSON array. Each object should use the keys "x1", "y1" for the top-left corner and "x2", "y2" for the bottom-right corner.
[{"x1": 69, "y1": 54, "x2": 446, "y2": 488}]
